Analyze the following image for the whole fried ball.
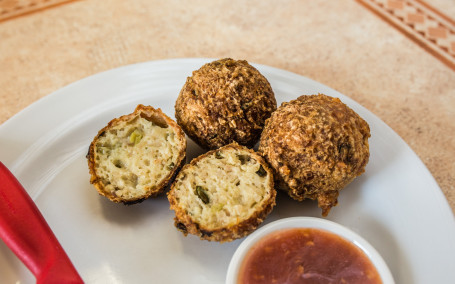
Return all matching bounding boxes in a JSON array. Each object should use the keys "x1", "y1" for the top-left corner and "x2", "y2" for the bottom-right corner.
[
  {"x1": 175, "y1": 58, "x2": 277, "y2": 149},
  {"x1": 259, "y1": 94, "x2": 370, "y2": 216}
]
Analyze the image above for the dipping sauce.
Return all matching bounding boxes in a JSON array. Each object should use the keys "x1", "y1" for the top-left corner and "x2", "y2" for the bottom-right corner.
[{"x1": 238, "y1": 228, "x2": 382, "y2": 284}]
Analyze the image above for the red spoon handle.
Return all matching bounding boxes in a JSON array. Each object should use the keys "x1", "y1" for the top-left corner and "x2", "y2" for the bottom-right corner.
[{"x1": 0, "y1": 162, "x2": 83, "y2": 283}]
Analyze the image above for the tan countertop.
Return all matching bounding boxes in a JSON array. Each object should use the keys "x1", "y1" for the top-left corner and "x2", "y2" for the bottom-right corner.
[{"x1": 0, "y1": 0, "x2": 454, "y2": 214}]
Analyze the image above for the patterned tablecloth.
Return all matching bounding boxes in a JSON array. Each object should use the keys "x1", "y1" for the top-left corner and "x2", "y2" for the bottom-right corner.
[{"x1": 0, "y1": 0, "x2": 454, "y2": 213}]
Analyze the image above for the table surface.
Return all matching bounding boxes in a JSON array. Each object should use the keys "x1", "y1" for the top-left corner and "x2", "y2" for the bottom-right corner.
[{"x1": 0, "y1": 0, "x2": 454, "y2": 216}]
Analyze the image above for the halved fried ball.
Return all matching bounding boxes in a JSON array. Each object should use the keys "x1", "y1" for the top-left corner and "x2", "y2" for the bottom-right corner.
[
  {"x1": 175, "y1": 58, "x2": 277, "y2": 149},
  {"x1": 87, "y1": 104, "x2": 187, "y2": 203},
  {"x1": 259, "y1": 94, "x2": 370, "y2": 216},
  {"x1": 167, "y1": 143, "x2": 276, "y2": 242}
]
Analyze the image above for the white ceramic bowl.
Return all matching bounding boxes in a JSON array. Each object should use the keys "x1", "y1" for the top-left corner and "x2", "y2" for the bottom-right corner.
[{"x1": 226, "y1": 217, "x2": 394, "y2": 284}]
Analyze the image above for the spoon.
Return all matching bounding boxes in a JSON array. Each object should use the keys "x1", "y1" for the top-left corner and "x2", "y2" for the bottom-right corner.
[{"x1": 0, "y1": 162, "x2": 83, "y2": 283}]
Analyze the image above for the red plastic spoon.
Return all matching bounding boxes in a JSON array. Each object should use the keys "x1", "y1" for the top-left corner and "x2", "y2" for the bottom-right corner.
[{"x1": 0, "y1": 162, "x2": 83, "y2": 284}]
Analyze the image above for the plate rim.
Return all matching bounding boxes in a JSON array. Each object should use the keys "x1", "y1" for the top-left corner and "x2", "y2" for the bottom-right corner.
[{"x1": 0, "y1": 58, "x2": 454, "y2": 283}]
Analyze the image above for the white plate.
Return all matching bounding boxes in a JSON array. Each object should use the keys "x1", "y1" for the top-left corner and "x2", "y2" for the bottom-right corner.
[{"x1": 0, "y1": 58, "x2": 454, "y2": 283}]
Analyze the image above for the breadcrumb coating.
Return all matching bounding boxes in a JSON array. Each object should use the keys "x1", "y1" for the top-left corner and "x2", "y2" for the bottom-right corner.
[
  {"x1": 259, "y1": 94, "x2": 370, "y2": 216},
  {"x1": 175, "y1": 58, "x2": 276, "y2": 149}
]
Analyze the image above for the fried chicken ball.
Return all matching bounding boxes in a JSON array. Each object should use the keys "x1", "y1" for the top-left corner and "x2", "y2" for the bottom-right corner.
[
  {"x1": 87, "y1": 105, "x2": 187, "y2": 203},
  {"x1": 168, "y1": 143, "x2": 276, "y2": 242},
  {"x1": 259, "y1": 94, "x2": 370, "y2": 216},
  {"x1": 175, "y1": 58, "x2": 277, "y2": 149}
]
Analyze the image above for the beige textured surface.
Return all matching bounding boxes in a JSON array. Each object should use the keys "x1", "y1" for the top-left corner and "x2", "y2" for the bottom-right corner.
[{"x1": 0, "y1": 0, "x2": 454, "y2": 214}]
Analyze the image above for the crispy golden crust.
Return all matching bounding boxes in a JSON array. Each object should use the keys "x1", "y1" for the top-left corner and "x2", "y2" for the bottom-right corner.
[
  {"x1": 87, "y1": 104, "x2": 187, "y2": 204},
  {"x1": 175, "y1": 58, "x2": 277, "y2": 149},
  {"x1": 167, "y1": 143, "x2": 276, "y2": 242},
  {"x1": 259, "y1": 94, "x2": 370, "y2": 216}
]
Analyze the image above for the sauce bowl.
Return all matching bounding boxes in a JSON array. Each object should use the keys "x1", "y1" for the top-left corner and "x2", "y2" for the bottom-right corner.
[{"x1": 226, "y1": 217, "x2": 394, "y2": 284}]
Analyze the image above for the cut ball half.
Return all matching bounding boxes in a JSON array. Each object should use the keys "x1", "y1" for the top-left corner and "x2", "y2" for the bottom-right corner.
[
  {"x1": 167, "y1": 143, "x2": 276, "y2": 242},
  {"x1": 87, "y1": 104, "x2": 187, "y2": 203}
]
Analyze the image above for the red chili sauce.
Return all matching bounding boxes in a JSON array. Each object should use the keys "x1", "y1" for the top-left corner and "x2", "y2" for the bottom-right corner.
[{"x1": 238, "y1": 228, "x2": 382, "y2": 284}]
